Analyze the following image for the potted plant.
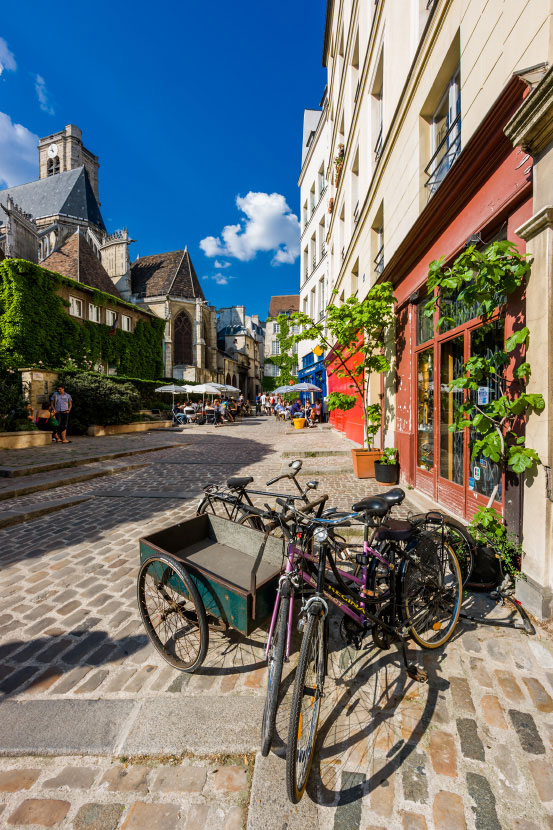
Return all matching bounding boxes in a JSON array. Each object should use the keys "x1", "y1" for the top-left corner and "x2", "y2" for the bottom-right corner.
[
  {"x1": 374, "y1": 448, "x2": 399, "y2": 484},
  {"x1": 292, "y1": 282, "x2": 396, "y2": 478}
]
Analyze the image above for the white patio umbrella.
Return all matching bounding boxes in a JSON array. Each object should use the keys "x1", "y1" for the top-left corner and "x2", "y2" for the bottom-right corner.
[
  {"x1": 155, "y1": 384, "x2": 190, "y2": 422},
  {"x1": 213, "y1": 383, "x2": 241, "y2": 394}
]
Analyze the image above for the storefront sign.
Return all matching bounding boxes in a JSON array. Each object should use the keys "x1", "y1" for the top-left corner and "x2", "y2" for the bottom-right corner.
[
  {"x1": 477, "y1": 386, "x2": 489, "y2": 405},
  {"x1": 473, "y1": 467, "x2": 481, "y2": 481}
]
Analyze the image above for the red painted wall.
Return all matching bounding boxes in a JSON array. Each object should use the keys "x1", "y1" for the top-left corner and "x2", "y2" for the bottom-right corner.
[{"x1": 327, "y1": 349, "x2": 365, "y2": 446}]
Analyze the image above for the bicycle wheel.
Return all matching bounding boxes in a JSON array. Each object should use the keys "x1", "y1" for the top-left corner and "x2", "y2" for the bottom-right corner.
[
  {"x1": 410, "y1": 514, "x2": 474, "y2": 585},
  {"x1": 197, "y1": 494, "x2": 238, "y2": 521},
  {"x1": 402, "y1": 532, "x2": 462, "y2": 649},
  {"x1": 261, "y1": 593, "x2": 290, "y2": 756},
  {"x1": 238, "y1": 510, "x2": 266, "y2": 532},
  {"x1": 286, "y1": 608, "x2": 327, "y2": 803},
  {"x1": 137, "y1": 554, "x2": 208, "y2": 671}
]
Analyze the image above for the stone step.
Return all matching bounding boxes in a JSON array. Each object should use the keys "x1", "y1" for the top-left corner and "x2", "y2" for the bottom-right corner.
[
  {"x1": 0, "y1": 462, "x2": 146, "y2": 501},
  {"x1": 0, "y1": 495, "x2": 93, "y2": 529},
  {"x1": 0, "y1": 443, "x2": 180, "y2": 478},
  {"x1": 281, "y1": 449, "x2": 350, "y2": 458}
]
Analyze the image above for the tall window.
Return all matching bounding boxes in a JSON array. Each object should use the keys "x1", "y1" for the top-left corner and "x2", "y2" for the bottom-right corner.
[
  {"x1": 272, "y1": 341, "x2": 281, "y2": 355},
  {"x1": 174, "y1": 311, "x2": 193, "y2": 365},
  {"x1": 47, "y1": 156, "x2": 60, "y2": 176},
  {"x1": 371, "y1": 49, "x2": 384, "y2": 162},
  {"x1": 425, "y1": 68, "x2": 461, "y2": 196}
]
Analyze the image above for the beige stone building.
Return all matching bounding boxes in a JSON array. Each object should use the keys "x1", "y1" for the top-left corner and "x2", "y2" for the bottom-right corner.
[
  {"x1": 130, "y1": 249, "x2": 218, "y2": 382},
  {"x1": 307, "y1": 0, "x2": 553, "y2": 617}
]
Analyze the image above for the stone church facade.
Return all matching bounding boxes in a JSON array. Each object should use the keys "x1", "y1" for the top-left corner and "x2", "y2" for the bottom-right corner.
[{"x1": 0, "y1": 124, "x2": 217, "y2": 381}]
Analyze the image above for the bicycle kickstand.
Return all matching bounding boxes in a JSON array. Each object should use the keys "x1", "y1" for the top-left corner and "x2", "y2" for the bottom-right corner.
[{"x1": 400, "y1": 638, "x2": 427, "y2": 683}]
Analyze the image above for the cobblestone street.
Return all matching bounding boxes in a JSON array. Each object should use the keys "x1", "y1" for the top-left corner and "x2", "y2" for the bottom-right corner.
[{"x1": 0, "y1": 416, "x2": 552, "y2": 829}]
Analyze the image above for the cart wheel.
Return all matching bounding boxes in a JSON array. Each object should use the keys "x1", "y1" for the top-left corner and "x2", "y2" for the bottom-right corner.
[
  {"x1": 238, "y1": 511, "x2": 266, "y2": 532},
  {"x1": 137, "y1": 554, "x2": 208, "y2": 672}
]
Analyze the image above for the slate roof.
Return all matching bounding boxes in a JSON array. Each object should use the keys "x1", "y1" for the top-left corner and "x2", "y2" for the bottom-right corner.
[
  {"x1": 268, "y1": 294, "x2": 300, "y2": 317},
  {"x1": 130, "y1": 249, "x2": 205, "y2": 300},
  {"x1": 42, "y1": 231, "x2": 122, "y2": 299},
  {"x1": 0, "y1": 167, "x2": 105, "y2": 232}
]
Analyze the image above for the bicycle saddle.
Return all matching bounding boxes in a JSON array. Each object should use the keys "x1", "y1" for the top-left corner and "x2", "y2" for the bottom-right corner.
[
  {"x1": 374, "y1": 518, "x2": 416, "y2": 542},
  {"x1": 227, "y1": 476, "x2": 254, "y2": 489},
  {"x1": 377, "y1": 488, "x2": 405, "y2": 506},
  {"x1": 351, "y1": 496, "x2": 388, "y2": 516}
]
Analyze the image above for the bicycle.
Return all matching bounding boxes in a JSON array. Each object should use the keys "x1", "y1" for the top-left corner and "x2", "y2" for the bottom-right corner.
[
  {"x1": 196, "y1": 459, "x2": 320, "y2": 532},
  {"x1": 279, "y1": 495, "x2": 462, "y2": 803}
]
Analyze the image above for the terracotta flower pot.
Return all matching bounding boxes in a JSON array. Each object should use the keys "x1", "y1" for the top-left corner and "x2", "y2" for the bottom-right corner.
[{"x1": 351, "y1": 448, "x2": 382, "y2": 479}]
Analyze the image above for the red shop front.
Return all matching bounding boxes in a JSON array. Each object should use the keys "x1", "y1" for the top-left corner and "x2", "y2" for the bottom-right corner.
[
  {"x1": 389, "y1": 76, "x2": 532, "y2": 523},
  {"x1": 327, "y1": 343, "x2": 365, "y2": 447}
]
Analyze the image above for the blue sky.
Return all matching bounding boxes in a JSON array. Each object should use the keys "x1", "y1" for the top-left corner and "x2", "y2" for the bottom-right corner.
[{"x1": 0, "y1": 2, "x2": 326, "y2": 317}]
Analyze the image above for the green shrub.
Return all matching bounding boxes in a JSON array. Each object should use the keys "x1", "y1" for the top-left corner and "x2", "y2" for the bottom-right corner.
[
  {"x1": 57, "y1": 371, "x2": 141, "y2": 433},
  {"x1": 0, "y1": 363, "x2": 28, "y2": 432}
]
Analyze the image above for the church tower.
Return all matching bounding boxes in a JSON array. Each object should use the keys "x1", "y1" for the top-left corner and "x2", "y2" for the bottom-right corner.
[{"x1": 38, "y1": 125, "x2": 100, "y2": 203}]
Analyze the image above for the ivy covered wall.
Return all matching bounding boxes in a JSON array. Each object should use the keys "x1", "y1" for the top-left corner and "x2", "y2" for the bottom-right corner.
[{"x1": 0, "y1": 259, "x2": 165, "y2": 379}]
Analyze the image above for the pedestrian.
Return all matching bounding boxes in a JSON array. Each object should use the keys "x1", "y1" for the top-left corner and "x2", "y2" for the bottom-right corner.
[
  {"x1": 255, "y1": 393, "x2": 261, "y2": 415},
  {"x1": 261, "y1": 392, "x2": 267, "y2": 414},
  {"x1": 50, "y1": 384, "x2": 72, "y2": 443}
]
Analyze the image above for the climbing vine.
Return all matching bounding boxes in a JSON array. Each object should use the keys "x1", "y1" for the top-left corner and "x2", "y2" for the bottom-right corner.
[
  {"x1": 264, "y1": 314, "x2": 298, "y2": 388},
  {"x1": 0, "y1": 259, "x2": 165, "y2": 379}
]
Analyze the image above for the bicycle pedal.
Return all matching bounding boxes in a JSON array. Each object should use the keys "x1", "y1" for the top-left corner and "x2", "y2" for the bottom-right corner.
[{"x1": 406, "y1": 665, "x2": 427, "y2": 683}]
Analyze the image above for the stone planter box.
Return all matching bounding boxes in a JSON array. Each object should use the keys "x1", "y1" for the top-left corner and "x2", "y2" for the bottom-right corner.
[
  {"x1": 0, "y1": 430, "x2": 52, "y2": 449},
  {"x1": 87, "y1": 421, "x2": 173, "y2": 437}
]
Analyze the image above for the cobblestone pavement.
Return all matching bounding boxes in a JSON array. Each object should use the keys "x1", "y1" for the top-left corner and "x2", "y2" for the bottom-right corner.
[{"x1": 0, "y1": 417, "x2": 552, "y2": 829}]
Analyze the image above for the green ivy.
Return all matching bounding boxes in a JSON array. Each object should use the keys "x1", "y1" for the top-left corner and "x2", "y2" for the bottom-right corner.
[
  {"x1": 269, "y1": 314, "x2": 299, "y2": 387},
  {"x1": 0, "y1": 259, "x2": 165, "y2": 379}
]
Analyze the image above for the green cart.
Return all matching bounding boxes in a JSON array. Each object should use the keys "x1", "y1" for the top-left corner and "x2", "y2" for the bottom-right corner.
[{"x1": 137, "y1": 513, "x2": 284, "y2": 672}]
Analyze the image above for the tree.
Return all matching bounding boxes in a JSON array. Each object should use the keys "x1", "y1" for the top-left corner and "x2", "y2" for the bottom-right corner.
[
  {"x1": 292, "y1": 282, "x2": 396, "y2": 448},
  {"x1": 423, "y1": 239, "x2": 545, "y2": 572}
]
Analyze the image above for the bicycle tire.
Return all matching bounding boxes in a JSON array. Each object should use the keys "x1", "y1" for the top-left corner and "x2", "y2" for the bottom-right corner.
[
  {"x1": 410, "y1": 513, "x2": 474, "y2": 585},
  {"x1": 197, "y1": 494, "x2": 238, "y2": 521},
  {"x1": 237, "y1": 511, "x2": 266, "y2": 532},
  {"x1": 402, "y1": 533, "x2": 462, "y2": 649},
  {"x1": 261, "y1": 593, "x2": 290, "y2": 756},
  {"x1": 137, "y1": 554, "x2": 208, "y2": 672},
  {"x1": 286, "y1": 608, "x2": 326, "y2": 803}
]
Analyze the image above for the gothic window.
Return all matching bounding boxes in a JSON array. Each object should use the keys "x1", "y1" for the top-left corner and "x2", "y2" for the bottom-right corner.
[
  {"x1": 47, "y1": 156, "x2": 60, "y2": 176},
  {"x1": 173, "y1": 311, "x2": 193, "y2": 365},
  {"x1": 226, "y1": 373, "x2": 231, "y2": 385}
]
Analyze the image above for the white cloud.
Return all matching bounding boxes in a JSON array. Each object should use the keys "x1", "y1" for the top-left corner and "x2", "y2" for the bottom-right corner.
[
  {"x1": 35, "y1": 74, "x2": 55, "y2": 115},
  {"x1": 200, "y1": 191, "x2": 300, "y2": 266},
  {"x1": 214, "y1": 259, "x2": 231, "y2": 269},
  {"x1": 0, "y1": 38, "x2": 16, "y2": 75},
  {"x1": 202, "y1": 272, "x2": 235, "y2": 286},
  {"x1": 0, "y1": 113, "x2": 38, "y2": 188}
]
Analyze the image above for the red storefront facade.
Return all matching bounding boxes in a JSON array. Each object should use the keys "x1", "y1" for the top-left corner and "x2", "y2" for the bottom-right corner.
[{"x1": 329, "y1": 76, "x2": 533, "y2": 524}]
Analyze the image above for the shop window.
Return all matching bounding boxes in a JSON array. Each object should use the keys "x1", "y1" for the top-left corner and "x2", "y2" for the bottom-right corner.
[
  {"x1": 468, "y1": 321, "x2": 504, "y2": 501},
  {"x1": 417, "y1": 349, "x2": 434, "y2": 470},
  {"x1": 416, "y1": 295, "x2": 434, "y2": 344},
  {"x1": 439, "y1": 336, "x2": 465, "y2": 485}
]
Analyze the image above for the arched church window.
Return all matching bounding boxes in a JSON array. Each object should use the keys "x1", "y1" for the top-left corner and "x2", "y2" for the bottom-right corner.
[
  {"x1": 232, "y1": 374, "x2": 237, "y2": 388},
  {"x1": 173, "y1": 311, "x2": 193, "y2": 365},
  {"x1": 47, "y1": 156, "x2": 60, "y2": 176},
  {"x1": 226, "y1": 373, "x2": 231, "y2": 386}
]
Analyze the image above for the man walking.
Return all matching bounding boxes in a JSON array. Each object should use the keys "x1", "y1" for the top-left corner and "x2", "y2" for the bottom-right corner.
[{"x1": 50, "y1": 384, "x2": 72, "y2": 444}]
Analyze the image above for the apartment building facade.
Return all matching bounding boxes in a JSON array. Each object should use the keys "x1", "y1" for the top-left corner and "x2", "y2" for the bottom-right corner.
[
  {"x1": 298, "y1": 108, "x2": 330, "y2": 403},
  {"x1": 310, "y1": 0, "x2": 553, "y2": 617}
]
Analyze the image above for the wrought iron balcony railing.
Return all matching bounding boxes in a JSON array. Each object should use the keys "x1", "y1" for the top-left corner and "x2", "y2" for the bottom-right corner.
[
  {"x1": 424, "y1": 116, "x2": 461, "y2": 197},
  {"x1": 374, "y1": 124, "x2": 383, "y2": 162},
  {"x1": 374, "y1": 245, "x2": 384, "y2": 276}
]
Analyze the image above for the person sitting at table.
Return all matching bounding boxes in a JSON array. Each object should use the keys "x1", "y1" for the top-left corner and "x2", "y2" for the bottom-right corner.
[
  {"x1": 312, "y1": 399, "x2": 323, "y2": 423},
  {"x1": 290, "y1": 399, "x2": 303, "y2": 419},
  {"x1": 222, "y1": 398, "x2": 234, "y2": 422}
]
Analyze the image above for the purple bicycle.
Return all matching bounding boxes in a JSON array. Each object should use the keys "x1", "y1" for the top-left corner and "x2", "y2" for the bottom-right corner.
[{"x1": 258, "y1": 489, "x2": 463, "y2": 802}]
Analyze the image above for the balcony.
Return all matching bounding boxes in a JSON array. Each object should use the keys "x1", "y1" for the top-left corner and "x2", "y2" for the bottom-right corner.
[
  {"x1": 374, "y1": 245, "x2": 384, "y2": 276},
  {"x1": 425, "y1": 116, "x2": 461, "y2": 198},
  {"x1": 374, "y1": 124, "x2": 383, "y2": 162}
]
